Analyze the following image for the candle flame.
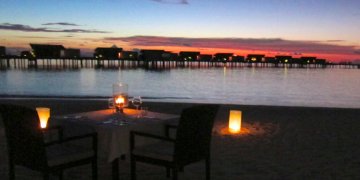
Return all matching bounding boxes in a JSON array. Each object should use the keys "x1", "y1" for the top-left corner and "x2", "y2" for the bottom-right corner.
[
  {"x1": 40, "y1": 122, "x2": 47, "y2": 128},
  {"x1": 115, "y1": 97, "x2": 124, "y2": 104}
]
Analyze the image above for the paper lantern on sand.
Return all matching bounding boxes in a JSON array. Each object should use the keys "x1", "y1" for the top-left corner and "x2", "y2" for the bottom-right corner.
[
  {"x1": 228, "y1": 110, "x2": 241, "y2": 133},
  {"x1": 36, "y1": 107, "x2": 50, "y2": 128}
]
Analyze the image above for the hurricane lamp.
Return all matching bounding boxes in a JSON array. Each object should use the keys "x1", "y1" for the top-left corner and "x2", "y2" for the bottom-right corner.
[{"x1": 113, "y1": 83, "x2": 129, "y2": 113}]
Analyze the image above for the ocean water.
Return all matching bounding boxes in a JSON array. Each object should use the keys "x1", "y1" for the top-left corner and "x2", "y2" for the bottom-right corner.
[{"x1": 1, "y1": 67, "x2": 360, "y2": 108}]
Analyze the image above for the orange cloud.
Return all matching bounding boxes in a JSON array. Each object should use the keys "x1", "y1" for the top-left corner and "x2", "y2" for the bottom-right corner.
[{"x1": 104, "y1": 36, "x2": 359, "y2": 56}]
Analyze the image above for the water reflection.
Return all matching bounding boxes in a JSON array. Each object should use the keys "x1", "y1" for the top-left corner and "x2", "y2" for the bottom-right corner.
[
  {"x1": 284, "y1": 67, "x2": 288, "y2": 79},
  {"x1": 2, "y1": 67, "x2": 360, "y2": 108}
]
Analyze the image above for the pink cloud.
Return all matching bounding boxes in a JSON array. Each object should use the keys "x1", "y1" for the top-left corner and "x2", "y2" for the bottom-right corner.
[
  {"x1": 0, "y1": 23, "x2": 111, "y2": 33},
  {"x1": 42, "y1": 22, "x2": 80, "y2": 26}
]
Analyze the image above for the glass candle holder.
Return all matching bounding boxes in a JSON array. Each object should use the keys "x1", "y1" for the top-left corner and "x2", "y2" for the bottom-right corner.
[{"x1": 113, "y1": 83, "x2": 129, "y2": 113}]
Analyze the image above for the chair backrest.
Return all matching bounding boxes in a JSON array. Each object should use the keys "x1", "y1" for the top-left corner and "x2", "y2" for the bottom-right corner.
[
  {"x1": 174, "y1": 104, "x2": 219, "y2": 165},
  {"x1": 0, "y1": 104, "x2": 48, "y2": 169}
]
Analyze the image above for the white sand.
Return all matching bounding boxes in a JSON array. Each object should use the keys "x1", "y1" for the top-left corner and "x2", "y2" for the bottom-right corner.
[{"x1": 1, "y1": 99, "x2": 360, "y2": 179}]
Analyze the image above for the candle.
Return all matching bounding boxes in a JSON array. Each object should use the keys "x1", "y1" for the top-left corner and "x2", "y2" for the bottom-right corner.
[{"x1": 115, "y1": 96, "x2": 125, "y2": 107}]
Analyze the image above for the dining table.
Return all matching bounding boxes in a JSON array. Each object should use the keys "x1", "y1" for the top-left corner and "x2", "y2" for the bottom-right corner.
[{"x1": 49, "y1": 108, "x2": 179, "y2": 180}]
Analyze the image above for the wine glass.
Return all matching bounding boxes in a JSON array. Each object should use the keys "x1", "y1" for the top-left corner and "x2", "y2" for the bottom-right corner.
[
  {"x1": 132, "y1": 96, "x2": 142, "y2": 117},
  {"x1": 108, "y1": 98, "x2": 115, "y2": 113},
  {"x1": 103, "y1": 98, "x2": 116, "y2": 124},
  {"x1": 132, "y1": 96, "x2": 142, "y2": 110}
]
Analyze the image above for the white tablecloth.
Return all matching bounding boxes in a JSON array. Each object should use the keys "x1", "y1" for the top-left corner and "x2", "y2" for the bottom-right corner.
[{"x1": 49, "y1": 108, "x2": 179, "y2": 162}]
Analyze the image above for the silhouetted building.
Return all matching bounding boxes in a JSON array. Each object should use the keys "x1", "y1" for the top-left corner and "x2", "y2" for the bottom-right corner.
[
  {"x1": 232, "y1": 55, "x2": 245, "y2": 62},
  {"x1": 30, "y1": 44, "x2": 65, "y2": 58},
  {"x1": 64, "y1": 49, "x2": 81, "y2": 58},
  {"x1": 0, "y1": 46, "x2": 5, "y2": 56},
  {"x1": 301, "y1": 57, "x2": 317, "y2": 64},
  {"x1": 214, "y1": 53, "x2": 234, "y2": 62},
  {"x1": 140, "y1": 50, "x2": 165, "y2": 61},
  {"x1": 291, "y1": 58, "x2": 301, "y2": 64},
  {"x1": 121, "y1": 51, "x2": 138, "y2": 60},
  {"x1": 247, "y1": 54, "x2": 265, "y2": 62},
  {"x1": 179, "y1": 51, "x2": 200, "y2": 61},
  {"x1": 275, "y1": 56, "x2": 292, "y2": 63},
  {"x1": 199, "y1": 54, "x2": 213, "y2": 61},
  {"x1": 162, "y1": 51, "x2": 178, "y2": 61},
  {"x1": 265, "y1": 57, "x2": 276, "y2": 63},
  {"x1": 20, "y1": 51, "x2": 35, "y2": 58},
  {"x1": 315, "y1": 59, "x2": 326, "y2": 64},
  {"x1": 94, "y1": 46, "x2": 123, "y2": 59}
]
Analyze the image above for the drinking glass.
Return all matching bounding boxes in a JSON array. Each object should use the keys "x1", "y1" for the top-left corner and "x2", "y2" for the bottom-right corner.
[
  {"x1": 108, "y1": 98, "x2": 115, "y2": 113},
  {"x1": 132, "y1": 96, "x2": 142, "y2": 118},
  {"x1": 105, "y1": 98, "x2": 116, "y2": 123},
  {"x1": 132, "y1": 96, "x2": 142, "y2": 111}
]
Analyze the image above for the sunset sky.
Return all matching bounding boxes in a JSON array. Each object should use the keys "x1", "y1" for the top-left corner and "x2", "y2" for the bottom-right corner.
[{"x1": 1, "y1": 0, "x2": 360, "y2": 62}]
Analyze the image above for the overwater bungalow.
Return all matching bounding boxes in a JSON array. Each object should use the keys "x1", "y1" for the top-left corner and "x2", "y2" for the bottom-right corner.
[
  {"x1": 292, "y1": 58, "x2": 302, "y2": 64},
  {"x1": 315, "y1": 59, "x2": 326, "y2": 64},
  {"x1": 265, "y1": 57, "x2": 276, "y2": 63},
  {"x1": 247, "y1": 54, "x2": 265, "y2": 62},
  {"x1": 179, "y1": 51, "x2": 200, "y2": 61},
  {"x1": 199, "y1": 54, "x2": 213, "y2": 61},
  {"x1": 301, "y1": 57, "x2": 317, "y2": 64},
  {"x1": 214, "y1": 53, "x2": 234, "y2": 62},
  {"x1": 162, "y1": 51, "x2": 178, "y2": 61},
  {"x1": 30, "y1": 44, "x2": 65, "y2": 58},
  {"x1": 94, "y1": 46, "x2": 123, "y2": 59},
  {"x1": 64, "y1": 49, "x2": 81, "y2": 58},
  {"x1": 232, "y1": 55, "x2": 245, "y2": 62},
  {"x1": 120, "y1": 51, "x2": 138, "y2": 60},
  {"x1": 20, "y1": 51, "x2": 35, "y2": 59},
  {"x1": 275, "y1": 56, "x2": 292, "y2": 63},
  {"x1": 64, "y1": 48, "x2": 81, "y2": 58},
  {"x1": 140, "y1": 50, "x2": 165, "y2": 61}
]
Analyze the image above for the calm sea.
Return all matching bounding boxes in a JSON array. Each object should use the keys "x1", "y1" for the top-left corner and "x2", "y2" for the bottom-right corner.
[{"x1": 1, "y1": 67, "x2": 360, "y2": 108}]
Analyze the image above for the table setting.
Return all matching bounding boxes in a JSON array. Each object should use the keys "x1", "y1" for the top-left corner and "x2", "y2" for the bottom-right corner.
[{"x1": 47, "y1": 83, "x2": 179, "y2": 180}]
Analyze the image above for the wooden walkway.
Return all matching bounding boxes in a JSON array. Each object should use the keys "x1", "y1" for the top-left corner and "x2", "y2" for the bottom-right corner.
[{"x1": 0, "y1": 56, "x2": 359, "y2": 70}]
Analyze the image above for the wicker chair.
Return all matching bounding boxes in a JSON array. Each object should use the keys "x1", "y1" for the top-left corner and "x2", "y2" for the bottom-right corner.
[
  {"x1": 130, "y1": 104, "x2": 219, "y2": 180},
  {"x1": 0, "y1": 104, "x2": 98, "y2": 180}
]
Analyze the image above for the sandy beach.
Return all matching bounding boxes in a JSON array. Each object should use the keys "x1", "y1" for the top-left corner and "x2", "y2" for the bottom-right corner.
[{"x1": 1, "y1": 98, "x2": 360, "y2": 180}]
